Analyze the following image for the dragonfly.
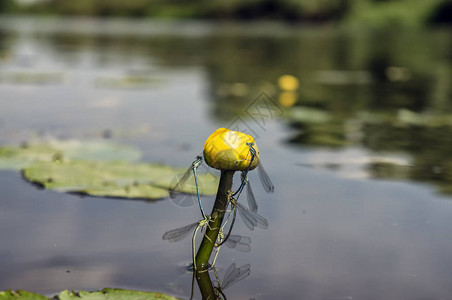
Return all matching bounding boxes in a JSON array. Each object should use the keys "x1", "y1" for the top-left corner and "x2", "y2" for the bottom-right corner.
[
  {"x1": 162, "y1": 217, "x2": 211, "y2": 271},
  {"x1": 211, "y1": 218, "x2": 252, "y2": 266},
  {"x1": 233, "y1": 142, "x2": 274, "y2": 213},
  {"x1": 168, "y1": 155, "x2": 206, "y2": 219},
  {"x1": 211, "y1": 208, "x2": 253, "y2": 267},
  {"x1": 216, "y1": 194, "x2": 268, "y2": 251}
]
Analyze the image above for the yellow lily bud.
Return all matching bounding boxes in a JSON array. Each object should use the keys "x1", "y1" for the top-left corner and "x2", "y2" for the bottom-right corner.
[
  {"x1": 203, "y1": 128, "x2": 259, "y2": 171},
  {"x1": 278, "y1": 74, "x2": 299, "y2": 91}
]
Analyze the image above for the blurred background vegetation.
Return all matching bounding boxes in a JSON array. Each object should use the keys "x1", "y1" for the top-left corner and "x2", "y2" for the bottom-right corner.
[
  {"x1": 1, "y1": 1, "x2": 452, "y2": 195},
  {"x1": 0, "y1": 0, "x2": 451, "y2": 27}
]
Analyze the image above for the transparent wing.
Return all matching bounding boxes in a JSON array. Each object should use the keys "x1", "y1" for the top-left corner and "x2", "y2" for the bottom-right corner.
[
  {"x1": 241, "y1": 172, "x2": 258, "y2": 213},
  {"x1": 162, "y1": 222, "x2": 198, "y2": 242},
  {"x1": 253, "y1": 210, "x2": 268, "y2": 229},
  {"x1": 225, "y1": 234, "x2": 251, "y2": 253},
  {"x1": 237, "y1": 202, "x2": 268, "y2": 230},
  {"x1": 222, "y1": 263, "x2": 236, "y2": 285},
  {"x1": 237, "y1": 202, "x2": 257, "y2": 230},
  {"x1": 234, "y1": 242, "x2": 251, "y2": 253},
  {"x1": 168, "y1": 165, "x2": 194, "y2": 199},
  {"x1": 225, "y1": 234, "x2": 243, "y2": 248},
  {"x1": 222, "y1": 263, "x2": 251, "y2": 290},
  {"x1": 258, "y1": 162, "x2": 274, "y2": 193},
  {"x1": 246, "y1": 179, "x2": 258, "y2": 213}
]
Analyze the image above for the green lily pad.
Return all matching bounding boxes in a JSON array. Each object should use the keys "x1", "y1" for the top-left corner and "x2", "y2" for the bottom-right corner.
[
  {"x1": 0, "y1": 71, "x2": 64, "y2": 85},
  {"x1": 48, "y1": 139, "x2": 142, "y2": 162},
  {"x1": 0, "y1": 140, "x2": 142, "y2": 170},
  {"x1": 57, "y1": 288, "x2": 178, "y2": 300},
  {"x1": 0, "y1": 289, "x2": 178, "y2": 300},
  {"x1": 1, "y1": 139, "x2": 218, "y2": 200},
  {"x1": 23, "y1": 160, "x2": 218, "y2": 200},
  {"x1": 94, "y1": 75, "x2": 165, "y2": 89},
  {"x1": 0, "y1": 143, "x2": 58, "y2": 170},
  {"x1": 0, "y1": 290, "x2": 47, "y2": 300},
  {"x1": 287, "y1": 106, "x2": 332, "y2": 124}
]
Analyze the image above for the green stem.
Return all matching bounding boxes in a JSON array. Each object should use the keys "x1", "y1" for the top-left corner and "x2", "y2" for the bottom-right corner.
[
  {"x1": 195, "y1": 170, "x2": 234, "y2": 299},
  {"x1": 194, "y1": 271, "x2": 216, "y2": 300}
]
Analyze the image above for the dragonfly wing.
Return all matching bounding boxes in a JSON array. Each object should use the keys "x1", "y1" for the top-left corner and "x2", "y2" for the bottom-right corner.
[
  {"x1": 222, "y1": 266, "x2": 240, "y2": 289},
  {"x1": 224, "y1": 234, "x2": 240, "y2": 249},
  {"x1": 238, "y1": 236, "x2": 251, "y2": 245},
  {"x1": 234, "y1": 241, "x2": 251, "y2": 253},
  {"x1": 222, "y1": 263, "x2": 251, "y2": 290},
  {"x1": 225, "y1": 235, "x2": 251, "y2": 252},
  {"x1": 238, "y1": 172, "x2": 258, "y2": 213},
  {"x1": 253, "y1": 211, "x2": 269, "y2": 229},
  {"x1": 162, "y1": 222, "x2": 198, "y2": 242},
  {"x1": 222, "y1": 263, "x2": 236, "y2": 283},
  {"x1": 168, "y1": 165, "x2": 194, "y2": 199},
  {"x1": 246, "y1": 180, "x2": 258, "y2": 213},
  {"x1": 258, "y1": 162, "x2": 274, "y2": 193},
  {"x1": 237, "y1": 203, "x2": 257, "y2": 231}
]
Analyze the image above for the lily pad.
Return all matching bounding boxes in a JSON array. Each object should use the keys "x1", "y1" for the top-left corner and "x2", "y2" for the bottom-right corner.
[
  {"x1": 0, "y1": 289, "x2": 178, "y2": 300},
  {"x1": 287, "y1": 106, "x2": 332, "y2": 124},
  {"x1": 0, "y1": 140, "x2": 142, "y2": 170},
  {"x1": 1, "y1": 139, "x2": 218, "y2": 200},
  {"x1": 57, "y1": 289, "x2": 178, "y2": 300},
  {"x1": 0, "y1": 290, "x2": 47, "y2": 300},
  {"x1": 0, "y1": 71, "x2": 64, "y2": 85},
  {"x1": 48, "y1": 139, "x2": 142, "y2": 162},
  {"x1": 23, "y1": 160, "x2": 218, "y2": 200},
  {"x1": 94, "y1": 76, "x2": 165, "y2": 89}
]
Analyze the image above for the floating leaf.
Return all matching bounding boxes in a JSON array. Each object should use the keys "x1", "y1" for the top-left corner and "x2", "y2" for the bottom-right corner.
[
  {"x1": 46, "y1": 139, "x2": 142, "y2": 162},
  {"x1": 0, "y1": 144, "x2": 55, "y2": 170},
  {"x1": 0, "y1": 289, "x2": 178, "y2": 300},
  {"x1": 315, "y1": 70, "x2": 372, "y2": 85},
  {"x1": 0, "y1": 140, "x2": 142, "y2": 170},
  {"x1": 57, "y1": 288, "x2": 178, "y2": 300},
  {"x1": 367, "y1": 161, "x2": 412, "y2": 180},
  {"x1": 0, "y1": 290, "x2": 47, "y2": 300},
  {"x1": 1, "y1": 139, "x2": 218, "y2": 200},
  {"x1": 23, "y1": 160, "x2": 218, "y2": 200},
  {"x1": 397, "y1": 109, "x2": 452, "y2": 127},
  {"x1": 287, "y1": 106, "x2": 331, "y2": 124},
  {"x1": 94, "y1": 76, "x2": 165, "y2": 89},
  {"x1": 0, "y1": 71, "x2": 64, "y2": 85}
]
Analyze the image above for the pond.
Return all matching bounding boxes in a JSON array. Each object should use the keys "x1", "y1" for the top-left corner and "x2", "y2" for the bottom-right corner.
[{"x1": 1, "y1": 16, "x2": 452, "y2": 299}]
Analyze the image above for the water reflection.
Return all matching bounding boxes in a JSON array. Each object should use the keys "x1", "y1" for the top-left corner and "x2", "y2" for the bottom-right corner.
[{"x1": 191, "y1": 263, "x2": 251, "y2": 300}]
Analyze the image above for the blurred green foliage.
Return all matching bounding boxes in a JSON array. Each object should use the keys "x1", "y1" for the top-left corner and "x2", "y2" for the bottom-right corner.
[
  {"x1": 7, "y1": 0, "x2": 451, "y2": 26},
  {"x1": 0, "y1": 0, "x2": 16, "y2": 13},
  {"x1": 85, "y1": 26, "x2": 452, "y2": 193}
]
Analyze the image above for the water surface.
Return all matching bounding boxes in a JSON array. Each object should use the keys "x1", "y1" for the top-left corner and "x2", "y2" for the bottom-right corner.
[{"x1": 1, "y1": 17, "x2": 452, "y2": 299}]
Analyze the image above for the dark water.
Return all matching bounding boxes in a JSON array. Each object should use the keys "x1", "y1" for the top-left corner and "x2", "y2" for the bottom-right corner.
[{"x1": 1, "y1": 17, "x2": 452, "y2": 299}]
